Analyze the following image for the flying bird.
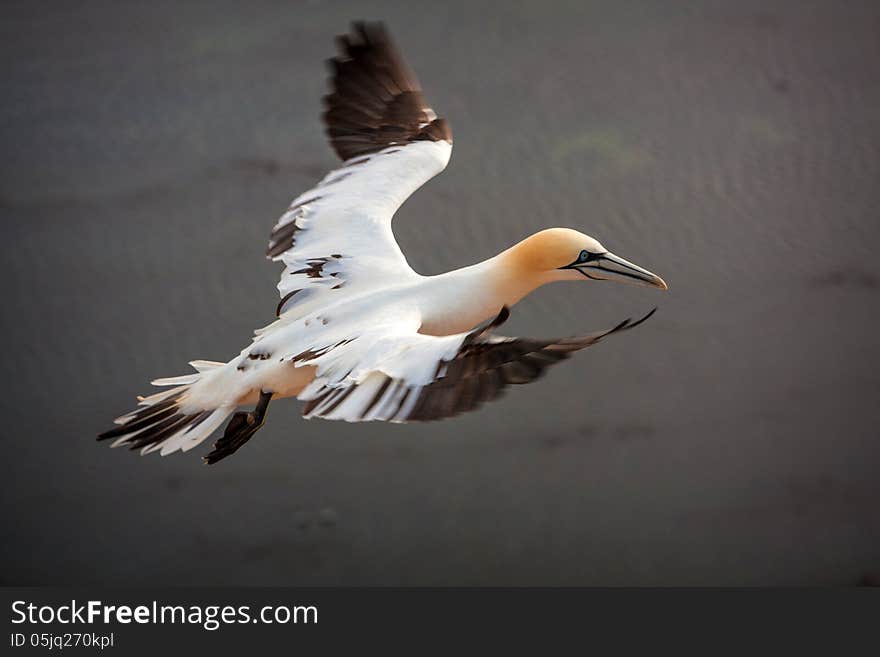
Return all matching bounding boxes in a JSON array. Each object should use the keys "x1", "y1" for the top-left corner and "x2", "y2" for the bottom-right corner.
[{"x1": 99, "y1": 22, "x2": 667, "y2": 464}]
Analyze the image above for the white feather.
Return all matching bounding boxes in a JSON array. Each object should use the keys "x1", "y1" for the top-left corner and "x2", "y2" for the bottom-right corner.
[
  {"x1": 270, "y1": 141, "x2": 452, "y2": 318},
  {"x1": 151, "y1": 373, "x2": 200, "y2": 386},
  {"x1": 188, "y1": 360, "x2": 224, "y2": 372},
  {"x1": 179, "y1": 408, "x2": 231, "y2": 452}
]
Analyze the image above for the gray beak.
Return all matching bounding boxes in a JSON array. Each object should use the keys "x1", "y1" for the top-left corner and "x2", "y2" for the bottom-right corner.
[{"x1": 577, "y1": 252, "x2": 668, "y2": 290}]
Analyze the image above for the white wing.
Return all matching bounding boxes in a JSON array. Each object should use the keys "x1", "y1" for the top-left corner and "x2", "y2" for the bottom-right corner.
[
  {"x1": 292, "y1": 308, "x2": 656, "y2": 423},
  {"x1": 266, "y1": 22, "x2": 453, "y2": 318}
]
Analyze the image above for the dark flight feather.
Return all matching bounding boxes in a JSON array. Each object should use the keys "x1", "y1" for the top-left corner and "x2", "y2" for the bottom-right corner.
[{"x1": 322, "y1": 21, "x2": 451, "y2": 161}]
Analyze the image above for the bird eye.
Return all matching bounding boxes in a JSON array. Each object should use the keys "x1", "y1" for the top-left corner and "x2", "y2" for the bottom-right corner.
[{"x1": 578, "y1": 250, "x2": 590, "y2": 262}]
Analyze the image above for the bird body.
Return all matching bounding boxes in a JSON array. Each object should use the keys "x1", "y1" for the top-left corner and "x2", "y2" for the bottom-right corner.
[
  {"x1": 100, "y1": 22, "x2": 667, "y2": 463},
  {"x1": 177, "y1": 255, "x2": 534, "y2": 413}
]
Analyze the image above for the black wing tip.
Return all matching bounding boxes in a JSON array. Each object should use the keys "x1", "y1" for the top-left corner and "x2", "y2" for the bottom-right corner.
[
  {"x1": 602, "y1": 306, "x2": 657, "y2": 338},
  {"x1": 351, "y1": 20, "x2": 387, "y2": 40},
  {"x1": 551, "y1": 306, "x2": 658, "y2": 349},
  {"x1": 335, "y1": 21, "x2": 390, "y2": 56},
  {"x1": 627, "y1": 306, "x2": 658, "y2": 330},
  {"x1": 323, "y1": 20, "x2": 447, "y2": 161}
]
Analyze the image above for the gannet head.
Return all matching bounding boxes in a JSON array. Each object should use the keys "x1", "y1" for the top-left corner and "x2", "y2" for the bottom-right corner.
[{"x1": 517, "y1": 228, "x2": 668, "y2": 290}]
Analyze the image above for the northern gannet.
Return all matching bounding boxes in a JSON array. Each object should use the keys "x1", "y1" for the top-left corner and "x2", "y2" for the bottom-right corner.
[{"x1": 99, "y1": 22, "x2": 667, "y2": 464}]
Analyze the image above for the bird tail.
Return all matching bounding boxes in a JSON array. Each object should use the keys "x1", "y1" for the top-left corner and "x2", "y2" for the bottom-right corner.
[{"x1": 98, "y1": 360, "x2": 233, "y2": 457}]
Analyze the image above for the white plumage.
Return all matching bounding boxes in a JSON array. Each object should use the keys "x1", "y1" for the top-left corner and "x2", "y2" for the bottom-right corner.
[
  {"x1": 99, "y1": 22, "x2": 666, "y2": 463},
  {"x1": 271, "y1": 140, "x2": 451, "y2": 318}
]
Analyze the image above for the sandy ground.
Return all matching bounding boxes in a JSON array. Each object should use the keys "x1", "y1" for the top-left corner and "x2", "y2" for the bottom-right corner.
[{"x1": 1, "y1": 0, "x2": 879, "y2": 585}]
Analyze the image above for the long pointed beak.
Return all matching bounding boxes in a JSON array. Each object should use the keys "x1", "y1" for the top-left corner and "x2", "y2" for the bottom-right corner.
[{"x1": 583, "y1": 252, "x2": 668, "y2": 290}]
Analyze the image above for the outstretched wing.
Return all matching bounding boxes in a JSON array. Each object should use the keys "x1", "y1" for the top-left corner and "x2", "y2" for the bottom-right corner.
[
  {"x1": 267, "y1": 22, "x2": 453, "y2": 318},
  {"x1": 295, "y1": 308, "x2": 656, "y2": 423}
]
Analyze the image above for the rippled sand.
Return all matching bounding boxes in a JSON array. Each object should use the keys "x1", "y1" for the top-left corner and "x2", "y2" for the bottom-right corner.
[{"x1": 1, "y1": 0, "x2": 879, "y2": 585}]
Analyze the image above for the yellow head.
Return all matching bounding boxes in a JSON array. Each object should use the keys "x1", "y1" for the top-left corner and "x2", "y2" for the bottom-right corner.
[{"x1": 507, "y1": 228, "x2": 667, "y2": 289}]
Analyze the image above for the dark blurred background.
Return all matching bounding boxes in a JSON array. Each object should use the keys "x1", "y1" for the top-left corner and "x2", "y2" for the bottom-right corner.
[{"x1": 2, "y1": 0, "x2": 879, "y2": 585}]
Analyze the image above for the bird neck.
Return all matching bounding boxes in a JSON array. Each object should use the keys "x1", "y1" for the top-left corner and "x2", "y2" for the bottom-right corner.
[
  {"x1": 486, "y1": 239, "x2": 561, "y2": 306},
  {"x1": 451, "y1": 241, "x2": 558, "y2": 311},
  {"x1": 418, "y1": 237, "x2": 562, "y2": 336}
]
